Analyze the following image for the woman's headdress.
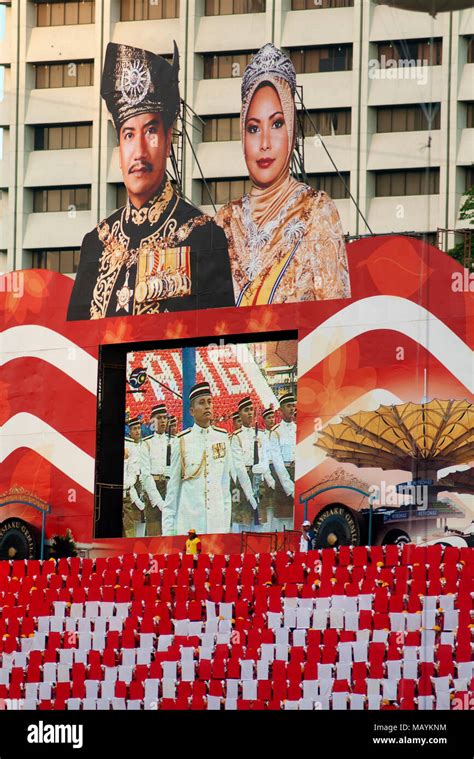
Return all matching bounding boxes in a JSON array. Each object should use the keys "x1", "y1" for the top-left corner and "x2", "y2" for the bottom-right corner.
[{"x1": 241, "y1": 43, "x2": 296, "y2": 108}]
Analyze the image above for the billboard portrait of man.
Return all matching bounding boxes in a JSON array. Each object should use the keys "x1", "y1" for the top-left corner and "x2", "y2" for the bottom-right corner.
[{"x1": 67, "y1": 42, "x2": 234, "y2": 321}]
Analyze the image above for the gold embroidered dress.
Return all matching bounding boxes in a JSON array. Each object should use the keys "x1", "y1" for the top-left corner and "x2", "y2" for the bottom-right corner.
[{"x1": 215, "y1": 43, "x2": 351, "y2": 307}]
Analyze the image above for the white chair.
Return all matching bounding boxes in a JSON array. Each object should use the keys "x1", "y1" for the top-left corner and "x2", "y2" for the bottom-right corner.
[
  {"x1": 66, "y1": 698, "x2": 82, "y2": 710},
  {"x1": 274, "y1": 628, "x2": 289, "y2": 646},
  {"x1": 299, "y1": 699, "x2": 314, "y2": 710},
  {"x1": 65, "y1": 617, "x2": 77, "y2": 633},
  {"x1": 144, "y1": 679, "x2": 159, "y2": 701},
  {"x1": 85, "y1": 602, "x2": 100, "y2": 618},
  {"x1": 367, "y1": 679, "x2": 381, "y2": 696},
  {"x1": 100, "y1": 602, "x2": 115, "y2": 618},
  {"x1": 387, "y1": 661, "x2": 402, "y2": 679},
  {"x1": 219, "y1": 602, "x2": 233, "y2": 620},
  {"x1": 367, "y1": 695, "x2": 381, "y2": 710},
  {"x1": 443, "y1": 610, "x2": 459, "y2": 631},
  {"x1": 86, "y1": 681, "x2": 99, "y2": 698},
  {"x1": 43, "y1": 663, "x2": 57, "y2": 683},
  {"x1": 353, "y1": 641, "x2": 369, "y2": 662},
  {"x1": 108, "y1": 617, "x2": 123, "y2": 632},
  {"x1": 13, "y1": 652, "x2": 28, "y2": 668},
  {"x1": 350, "y1": 694, "x2": 365, "y2": 710},
  {"x1": 207, "y1": 695, "x2": 221, "y2": 710},
  {"x1": 162, "y1": 661, "x2": 177, "y2": 680},
  {"x1": 402, "y1": 661, "x2": 418, "y2": 679},
  {"x1": 205, "y1": 601, "x2": 217, "y2": 620},
  {"x1": 318, "y1": 679, "x2": 333, "y2": 698},
  {"x1": 260, "y1": 644, "x2": 275, "y2": 662},
  {"x1": 162, "y1": 679, "x2": 176, "y2": 699},
  {"x1": 173, "y1": 619, "x2": 189, "y2": 636},
  {"x1": 205, "y1": 618, "x2": 218, "y2": 635},
  {"x1": 23, "y1": 698, "x2": 38, "y2": 710},
  {"x1": 59, "y1": 649, "x2": 74, "y2": 665},
  {"x1": 315, "y1": 598, "x2": 331, "y2": 611},
  {"x1": 332, "y1": 692, "x2": 348, "y2": 710},
  {"x1": 274, "y1": 645, "x2": 289, "y2": 662},
  {"x1": 25, "y1": 683, "x2": 39, "y2": 699},
  {"x1": 92, "y1": 632, "x2": 106, "y2": 651},
  {"x1": 83, "y1": 697, "x2": 97, "y2": 710},
  {"x1": 70, "y1": 603, "x2": 84, "y2": 619},
  {"x1": 181, "y1": 660, "x2": 195, "y2": 682},
  {"x1": 115, "y1": 603, "x2": 130, "y2": 619},
  {"x1": 242, "y1": 680, "x2": 257, "y2": 700},
  {"x1": 357, "y1": 595, "x2": 373, "y2": 611},
  {"x1": 406, "y1": 613, "x2": 422, "y2": 632},
  {"x1": 336, "y1": 663, "x2": 351, "y2": 681},
  {"x1": 38, "y1": 617, "x2": 50, "y2": 634},
  {"x1": 293, "y1": 629, "x2": 306, "y2": 646},
  {"x1": 225, "y1": 698, "x2": 237, "y2": 710},
  {"x1": 338, "y1": 642, "x2": 353, "y2": 664},
  {"x1": 240, "y1": 660, "x2": 254, "y2": 680},
  {"x1": 157, "y1": 634, "x2": 173, "y2": 651},
  {"x1": 226, "y1": 680, "x2": 239, "y2": 699},
  {"x1": 382, "y1": 679, "x2": 398, "y2": 701},
  {"x1": 50, "y1": 617, "x2": 65, "y2": 633},
  {"x1": 199, "y1": 633, "x2": 215, "y2": 648},
  {"x1": 216, "y1": 632, "x2": 231, "y2": 645},
  {"x1": 77, "y1": 632, "x2": 93, "y2": 651},
  {"x1": 389, "y1": 613, "x2": 405, "y2": 632},
  {"x1": 457, "y1": 662, "x2": 473, "y2": 680},
  {"x1": 372, "y1": 630, "x2": 389, "y2": 643},
  {"x1": 74, "y1": 650, "x2": 87, "y2": 664},
  {"x1": 267, "y1": 612, "x2": 282, "y2": 629},
  {"x1": 127, "y1": 700, "x2": 141, "y2": 710},
  {"x1": 312, "y1": 611, "x2": 328, "y2": 630},
  {"x1": 94, "y1": 618, "x2": 107, "y2": 635},
  {"x1": 53, "y1": 601, "x2": 67, "y2": 618},
  {"x1": 296, "y1": 608, "x2": 311, "y2": 628},
  {"x1": 136, "y1": 649, "x2": 152, "y2": 666},
  {"x1": 284, "y1": 700, "x2": 299, "y2": 710},
  {"x1": 438, "y1": 595, "x2": 455, "y2": 612},
  {"x1": 96, "y1": 699, "x2": 111, "y2": 710},
  {"x1": 39, "y1": 683, "x2": 52, "y2": 700},
  {"x1": 188, "y1": 622, "x2": 203, "y2": 636},
  {"x1": 418, "y1": 696, "x2": 434, "y2": 710},
  {"x1": 78, "y1": 618, "x2": 92, "y2": 633},
  {"x1": 344, "y1": 612, "x2": 359, "y2": 632},
  {"x1": 111, "y1": 698, "x2": 126, "y2": 710},
  {"x1": 284, "y1": 609, "x2": 297, "y2": 628},
  {"x1": 117, "y1": 664, "x2": 133, "y2": 683},
  {"x1": 302, "y1": 681, "x2": 318, "y2": 700},
  {"x1": 100, "y1": 681, "x2": 116, "y2": 700}
]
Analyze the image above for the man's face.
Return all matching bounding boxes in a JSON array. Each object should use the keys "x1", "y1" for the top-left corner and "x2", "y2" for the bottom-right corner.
[
  {"x1": 152, "y1": 415, "x2": 167, "y2": 435},
  {"x1": 263, "y1": 412, "x2": 275, "y2": 430},
  {"x1": 281, "y1": 401, "x2": 296, "y2": 422},
  {"x1": 119, "y1": 112, "x2": 172, "y2": 208},
  {"x1": 130, "y1": 424, "x2": 141, "y2": 442},
  {"x1": 239, "y1": 404, "x2": 254, "y2": 427},
  {"x1": 190, "y1": 394, "x2": 213, "y2": 428},
  {"x1": 169, "y1": 420, "x2": 178, "y2": 436},
  {"x1": 232, "y1": 416, "x2": 242, "y2": 432}
]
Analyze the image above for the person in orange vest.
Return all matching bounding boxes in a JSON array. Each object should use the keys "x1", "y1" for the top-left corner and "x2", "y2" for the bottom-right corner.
[{"x1": 185, "y1": 529, "x2": 201, "y2": 555}]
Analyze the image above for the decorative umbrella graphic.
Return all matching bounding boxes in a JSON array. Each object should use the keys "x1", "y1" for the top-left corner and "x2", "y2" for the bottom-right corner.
[
  {"x1": 314, "y1": 400, "x2": 474, "y2": 542},
  {"x1": 437, "y1": 467, "x2": 474, "y2": 496}
]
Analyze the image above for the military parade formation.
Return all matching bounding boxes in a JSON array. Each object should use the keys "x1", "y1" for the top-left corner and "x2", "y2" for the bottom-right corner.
[{"x1": 123, "y1": 384, "x2": 296, "y2": 538}]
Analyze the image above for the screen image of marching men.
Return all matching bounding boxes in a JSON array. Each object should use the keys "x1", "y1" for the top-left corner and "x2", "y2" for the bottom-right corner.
[
  {"x1": 230, "y1": 394, "x2": 296, "y2": 533},
  {"x1": 67, "y1": 41, "x2": 234, "y2": 321}
]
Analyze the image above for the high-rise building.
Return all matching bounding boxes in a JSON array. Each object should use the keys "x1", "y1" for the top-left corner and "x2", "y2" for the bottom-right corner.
[{"x1": 0, "y1": 0, "x2": 472, "y2": 275}]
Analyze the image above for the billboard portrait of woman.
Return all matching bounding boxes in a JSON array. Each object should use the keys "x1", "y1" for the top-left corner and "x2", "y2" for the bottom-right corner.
[{"x1": 215, "y1": 43, "x2": 351, "y2": 307}]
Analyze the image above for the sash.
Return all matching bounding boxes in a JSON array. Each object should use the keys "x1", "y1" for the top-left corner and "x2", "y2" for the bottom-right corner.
[{"x1": 237, "y1": 238, "x2": 303, "y2": 307}]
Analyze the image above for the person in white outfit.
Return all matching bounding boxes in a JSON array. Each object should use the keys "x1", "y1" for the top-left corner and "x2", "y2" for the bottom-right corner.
[
  {"x1": 122, "y1": 417, "x2": 162, "y2": 538},
  {"x1": 162, "y1": 382, "x2": 232, "y2": 536},
  {"x1": 143, "y1": 403, "x2": 172, "y2": 535},
  {"x1": 230, "y1": 397, "x2": 275, "y2": 530},
  {"x1": 269, "y1": 392, "x2": 296, "y2": 529}
]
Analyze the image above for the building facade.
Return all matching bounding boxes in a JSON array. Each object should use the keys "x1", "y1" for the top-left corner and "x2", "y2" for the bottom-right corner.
[{"x1": 0, "y1": 0, "x2": 473, "y2": 275}]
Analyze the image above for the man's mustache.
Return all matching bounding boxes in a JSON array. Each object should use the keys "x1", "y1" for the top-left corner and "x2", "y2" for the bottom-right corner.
[{"x1": 129, "y1": 161, "x2": 153, "y2": 174}]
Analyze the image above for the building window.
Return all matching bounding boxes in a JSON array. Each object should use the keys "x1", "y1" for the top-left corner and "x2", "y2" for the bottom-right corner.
[
  {"x1": 375, "y1": 169, "x2": 440, "y2": 197},
  {"x1": 34, "y1": 61, "x2": 94, "y2": 89},
  {"x1": 203, "y1": 52, "x2": 255, "y2": 79},
  {"x1": 120, "y1": 0, "x2": 179, "y2": 20},
  {"x1": 32, "y1": 248, "x2": 81, "y2": 274},
  {"x1": 36, "y1": 1, "x2": 95, "y2": 26},
  {"x1": 289, "y1": 45, "x2": 353, "y2": 74},
  {"x1": 466, "y1": 103, "x2": 474, "y2": 128},
  {"x1": 292, "y1": 0, "x2": 353, "y2": 8},
  {"x1": 202, "y1": 178, "x2": 252, "y2": 205},
  {"x1": 300, "y1": 108, "x2": 351, "y2": 136},
  {"x1": 376, "y1": 104, "x2": 440, "y2": 133},
  {"x1": 465, "y1": 167, "x2": 474, "y2": 192},
  {"x1": 308, "y1": 172, "x2": 350, "y2": 199},
  {"x1": 377, "y1": 39, "x2": 442, "y2": 66},
  {"x1": 33, "y1": 186, "x2": 91, "y2": 212},
  {"x1": 202, "y1": 115, "x2": 240, "y2": 142},
  {"x1": 204, "y1": 0, "x2": 265, "y2": 14},
  {"x1": 467, "y1": 36, "x2": 474, "y2": 64},
  {"x1": 34, "y1": 123, "x2": 93, "y2": 150}
]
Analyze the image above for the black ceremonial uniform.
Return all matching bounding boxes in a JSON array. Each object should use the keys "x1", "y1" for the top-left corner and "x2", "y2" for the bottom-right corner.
[{"x1": 67, "y1": 178, "x2": 234, "y2": 320}]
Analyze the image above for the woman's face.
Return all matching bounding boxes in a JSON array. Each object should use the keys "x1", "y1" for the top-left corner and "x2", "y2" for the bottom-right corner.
[{"x1": 244, "y1": 84, "x2": 289, "y2": 189}]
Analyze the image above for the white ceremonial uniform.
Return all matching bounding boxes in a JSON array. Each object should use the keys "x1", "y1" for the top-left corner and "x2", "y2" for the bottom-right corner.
[
  {"x1": 228, "y1": 433, "x2": 238, "y2": 484},
  {"x1": 162, "y1": 424, "x2": 232, "y2": 536},
  {"x1": 231, "y1": 425, "x2": 275, "y2": 504},
  {"x1": 125, "y1": 437, "x2": 162, "y2": 508},
  {"x1": 123, "y1": 442, "x2": 143, "y2": 510},
  {"x1": 145, "y1": 432, "x2": 175, "y2": 478},
  {"x1": 269, "y1": 420, "x2": 296, "y2": 497}
]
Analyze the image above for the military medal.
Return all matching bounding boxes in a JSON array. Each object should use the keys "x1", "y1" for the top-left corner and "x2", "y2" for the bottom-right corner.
[{"x1": 116, "y1": 269, "x2": 134, "y2": 312}]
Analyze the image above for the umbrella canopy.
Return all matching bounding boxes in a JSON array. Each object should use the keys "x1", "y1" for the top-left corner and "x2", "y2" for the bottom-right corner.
[
  {"x1": 315, "y1": 399, "x2": 474, "y2": 475},
  {"x1": 374, "y1": 1, "x2": 473, "y2": 16},
  {"x1": 438, "y1": 468, "x2": 474, "y2": 495}
]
